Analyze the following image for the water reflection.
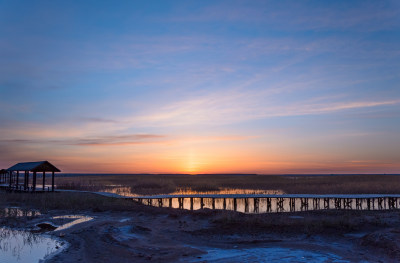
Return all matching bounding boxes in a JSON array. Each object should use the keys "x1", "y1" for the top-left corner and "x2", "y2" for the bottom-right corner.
[
  {"x1": 138, "y1": 196, "x2": 400, "y2": 214},
  {"x1": 102, "y1": 186, "x2": 284, "y2": 197},
  {"x1": 0, "y1": 207, "x2": 41, "y2": 218},
  {"x1": 0, "y1": 227, "x2": 63, "y2": 263},
  {"x1": 52, "y1": 215, "x2": 93, "y2": 231},
  {"x1": 192, "y1": 247, "x2": 348, "y2": 262}
]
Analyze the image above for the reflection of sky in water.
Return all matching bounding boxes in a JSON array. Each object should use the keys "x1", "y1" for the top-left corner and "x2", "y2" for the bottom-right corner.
[
  {"x1": 52, "y1": 215, "x2": 93, "y2": 231},
  {"x1": 0, "y1": 227, "x2": 63, "y2": 263},
  {"x1": 191, "y1": 247, "x2": 348, "y2": 263},
  {"x1": 103, "y1": 186, "x2": 285, "y2": 197},
  {"x1": 0, "y1": 207, "x2": 41, "y2": 218}
]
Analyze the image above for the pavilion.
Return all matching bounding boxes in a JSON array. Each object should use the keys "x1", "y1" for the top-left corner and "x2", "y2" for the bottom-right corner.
[
  {"x1": 0, "y1": 169, "x2": 7, "y2": 184},
  {"x1": 6, "y1": 161, "x2": 61, "y2": 192}
]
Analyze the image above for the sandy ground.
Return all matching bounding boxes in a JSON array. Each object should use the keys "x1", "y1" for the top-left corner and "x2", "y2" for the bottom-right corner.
[{"x1": 2, "y1": 205, "x2": 400, "y2": 262}]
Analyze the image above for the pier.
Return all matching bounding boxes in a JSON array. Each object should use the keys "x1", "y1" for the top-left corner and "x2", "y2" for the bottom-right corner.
[{"x1": 131, "y1": 194, "x2": 400, "y2": 213}]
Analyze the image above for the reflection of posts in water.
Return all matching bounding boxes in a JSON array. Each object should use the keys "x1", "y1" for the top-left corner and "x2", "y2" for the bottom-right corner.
[
  {"x1": 244, "y1": 198, "x2": 249, "y2": 213},
  {"x1": 178, "y1": 198, "x2": 184, "y2": 209},
  {"x1": 334, "y1": 198, "x2": 342, "y2": 209},
  {"x1": 289, "y1": 198, "x2": 295, "y2": 212},
  {"x1": 276, "y1": 198, "x2": 284, "y2": 212},
  {"x1": 344, "y1": 198, "x2": 352, "y2": 209},
  {"x1": 233, "y1": 198, "x2": 237, "y2": 211},
  {"x1": 312, "y1": 198, "x2": 320, "y2": 210},
  {"x1": 190, "y1": 197, "x2": 194, "y2": 210},
  {"x1": 300, "y1": 198, "x2": 308, "y2": 211},
  {"x1": 266, "y1": 198, "x2": 272, "y2": 212},
  {"x1": 388, "y1": 197, "x2": 398, "y2": 209},
  {"x1": 324, "y1": 198, "x2": 329, "y2": 209},
  {"x1": 377, "y1": 198, "x2": 383, "y2": 210},
  {"x1": 253, "y1": 198, "x2": 259, "y2": 213},
  {"x1": 355, "y1": 198, "x2": 362, "y2": 210}
]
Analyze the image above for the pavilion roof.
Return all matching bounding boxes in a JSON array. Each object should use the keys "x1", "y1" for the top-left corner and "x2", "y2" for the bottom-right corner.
[{"x1": 7, "y1": 161, "x2": 61, "y2": 172}]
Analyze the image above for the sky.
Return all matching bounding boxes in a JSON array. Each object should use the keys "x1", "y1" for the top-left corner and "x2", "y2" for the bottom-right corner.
[{"x1": 0, "y1": 0, "x2": 399, "y2": 174}]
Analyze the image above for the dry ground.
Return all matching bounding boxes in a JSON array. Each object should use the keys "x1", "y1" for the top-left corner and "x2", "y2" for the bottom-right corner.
[{"x1": 1, "y1": 191, "x2": 400, "y2": 262}]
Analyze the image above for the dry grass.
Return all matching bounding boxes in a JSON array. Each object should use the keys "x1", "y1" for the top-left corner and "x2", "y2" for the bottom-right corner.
[
  {"x1": 56, "y1": 174, "x2": 400, "y2": 195},
  {"x1": 0, "y1": 191, "x2": 159, "y2": 213}
]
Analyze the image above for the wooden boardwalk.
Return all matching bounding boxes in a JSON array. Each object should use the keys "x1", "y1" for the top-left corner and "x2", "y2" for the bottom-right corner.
[{"x1": 2, "y1": 186, "x2": 400, "y2": 213}]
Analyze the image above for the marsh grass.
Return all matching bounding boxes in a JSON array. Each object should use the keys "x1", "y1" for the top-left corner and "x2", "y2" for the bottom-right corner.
[
  {"x1": 56, "y1": 174, "x2": 400, "y2": 195},
  {"x1": 0, "y1": 191, "x2": 158, "y2": 213}
]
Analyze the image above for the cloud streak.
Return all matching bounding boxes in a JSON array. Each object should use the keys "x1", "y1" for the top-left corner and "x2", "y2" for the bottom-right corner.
[{"x1": 0, "y1": 134, "x2": 167, "y2": 147}]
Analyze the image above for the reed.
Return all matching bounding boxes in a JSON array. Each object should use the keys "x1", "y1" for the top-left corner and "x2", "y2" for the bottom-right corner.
[{"x1": 56, "y1": 174, "x2": 400, "y2": 195}]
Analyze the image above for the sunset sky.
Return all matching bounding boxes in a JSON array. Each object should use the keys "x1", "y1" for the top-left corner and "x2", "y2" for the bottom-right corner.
[{"x1": 0, "y1": 1, "x2": 399, "y2": 174}]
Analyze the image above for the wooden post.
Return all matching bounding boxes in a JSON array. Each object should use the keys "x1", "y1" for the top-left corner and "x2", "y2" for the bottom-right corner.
[
  {"x1": 51, "y1": 171, "x2": 55, "y2": 192},
  {"x1": 253, "y1": 198, "x2": 259, "y2": 213},
  {"x1": 290, "y1": 198, "x2": 295, "y2": 212},
  {"x1": 244, "y1": 198, "x2": 249, "y2": 213},
  {"x1": 42, "y1": 171, "x2": 45, "y2": 191},
  {"x1": 223, "y1": 198, "x2": 226, "y2": 210},
  {"x1": 33, "y1": 171, "x2": 37, "y2": 192},
  {"x1": 27, "y1": 172, "x2": 30, "y2": 191},
  {"x1": 169, "y1": 198, "x2": 172, "y2": 208},
  {"x1": 8, "y1": 171, "x2": 12, "y2": 189},
  {"x1": 190, "y1": 197, "x2": 194, "y2": 210},
  {"x1": 16, "y1": 171, "x2": 19, "y2": 189},
  {"x1": 200, "y1": 198, "x2": 204, "y2": 209},
  {"x1": 212, "y1": 198, "x2": 215, "y2": 210},
  {"x1": 24, "y1": 171, "x2": 27, "y2": 190},
  {"x1": 233, "y1": 198, "x2": 237, "y2": 211},
  {"x1": 266, "y1": 198, "x2": 272, "y2": 212}
]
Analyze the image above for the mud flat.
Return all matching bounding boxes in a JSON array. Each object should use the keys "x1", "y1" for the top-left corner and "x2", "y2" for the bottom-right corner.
[{"x1": 1, "y1": 192, "x2": 400, "y2": 262}]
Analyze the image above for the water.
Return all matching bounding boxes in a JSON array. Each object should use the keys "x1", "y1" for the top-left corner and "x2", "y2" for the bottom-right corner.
[
  {"x1": 191, "y1": 247, "x2": 349, "y2": 262},
  {"x1": 52, "y1": 215, "x2": 93, "y2": 231},
  {"x1": 102, "y1": 186, "x2": 284, "y2": 197},
  {"x1": 0, "y1": 227, "x2": 64, "y2": 263},
  {"x1": 0, "y1": 207, "x2": 41, "y2": 218}
]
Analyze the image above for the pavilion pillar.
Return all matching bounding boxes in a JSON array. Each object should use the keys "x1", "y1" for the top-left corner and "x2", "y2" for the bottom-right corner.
[
  {"x1": 24, "y1": 171, "x2": 28, "y2": 190},
  {"x1": 42, "y1": 171, "x2": 45, "y2": 191},
  {"x1": 33, "y1": 171, "x2": 37, "y2": 192},
  {"x1": 16, "y1": 171, "x2": 19, "y2": 189},
  {"x1": 27, "y1": 171, "x2": 30, "y2": 190},
  {"x1": 8, "y1": 171, "x2": 12, "y2": 188},
  {"x1": 52, "y1": 171, "x2": 55, "y2": 192}
]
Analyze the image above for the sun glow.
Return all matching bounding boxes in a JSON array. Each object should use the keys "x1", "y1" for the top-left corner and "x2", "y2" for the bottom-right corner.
[{"x1": 184, "y1": 149, "x2": 200, "y2": 174}]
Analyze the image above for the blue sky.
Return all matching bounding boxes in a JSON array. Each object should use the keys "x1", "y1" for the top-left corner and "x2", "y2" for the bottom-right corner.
[{"x1": 0, "y1": 0, "x2": 399, "y2": 173}]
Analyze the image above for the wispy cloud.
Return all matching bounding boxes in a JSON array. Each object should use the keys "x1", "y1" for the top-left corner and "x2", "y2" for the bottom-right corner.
[
  {"x1": 129, "y1": 88, "x2": 400, "y2": 127},
  {"x1": 0, "y1": 134, "x2": 167, "y2": 147}
]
